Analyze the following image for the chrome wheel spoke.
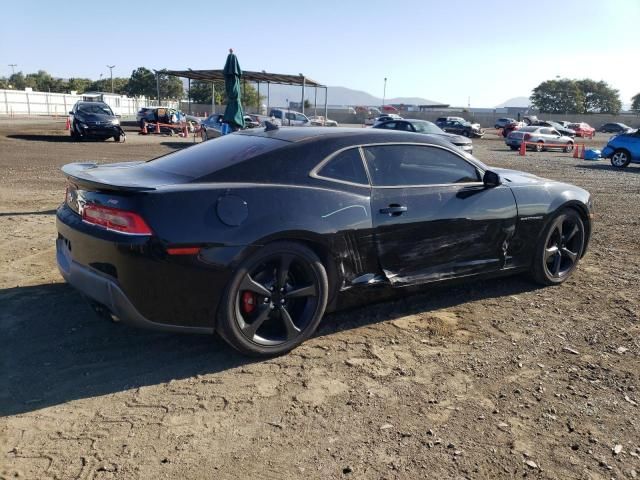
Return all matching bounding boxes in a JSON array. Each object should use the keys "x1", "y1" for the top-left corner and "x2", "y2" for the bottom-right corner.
[
  {"x1": 276, "y1": 255, "x2": 293, "y2": 289},
  {"x1": 551, "y1": 252, "x2": 562, "y2": 277},
  {"x1": 565, "y1": 223, "x2": 579, "y2": 242},
  {"x1": 561, "y1": 247, "x2": 578, "y2": 263},
  {"x1": 285, "y1": 284, "x2": 316, "y2": 299},
  {"x1": 544, "y1": 245, "x2": 559, "y2": 262},
  {"x1": 240, "y1": 274, "x2": 271, "y2": 297},
  {"x1": 241, "y1": 304, "x2": 271, "y2": 338},
  {"x1": 279, "y1": 306, "x2": 301, "y2": 340}
]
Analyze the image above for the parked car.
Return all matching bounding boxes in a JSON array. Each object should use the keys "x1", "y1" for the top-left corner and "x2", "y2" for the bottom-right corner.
[
  {"x1": 435, "y1": 116, "x2": 465, "y2": 128},
  {"x1": 136, "y1": 107, "x2": 185, "y2": 127},
  {"x1": 69, "y1": 101, "x2": 125, "y2": 142},
  {"x1": 371, "y1": 113, "x2": 403, "y2": 125},
  {"x1": 505, "y1": 126, "x2": 575, "y2": 152},
  {"x1": 501, "y1": 121, "x2": 526, "y2": 138},
  {"x1": 372, "y1": 119, "x2": 473, "y2": 154},
  {"x1": 269, "y1": 109, "x2": 311, "y2": 126},
  {"x1": 556, "y1": 121, "x2": 572, "y2": 128},
  {"x1": 200, "y1": 114, "x2": 224, "y2": 141},
  {"x1": 599, "y1": 122, "x2": 632, "y2": 133},
  {"x1": 440, "y1": 119, "x2": 484, "y2": 138},
  {"x1": 568, "y1": 122, "x2": 596, "y2": 138},
  {"x1": 534, "y1": 121, "x2": 576, "y2": 138},
  {"x1": 243, "y1": 115, "x2": 261, "y2": 128},
  {"x1": 309, "y1": 115, "x2": 338, "y2": 127},
  {"x1": 522, "y1": 115, "x2": 539, "y2": 126},
  {"x1": 57, "y1": 126, "x2": 592, "y2": 355},
  {"x1": 494, "y1": 118, "x2": 516, "y2": 129},
  {"x1": 601, "y1": 127, "x2": 640, "y2": 168}
]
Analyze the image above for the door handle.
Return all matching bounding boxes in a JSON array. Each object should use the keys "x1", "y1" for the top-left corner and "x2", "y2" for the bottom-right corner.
[{"x1": 379, "y1": 204, "x2": 407, "y2": 215}]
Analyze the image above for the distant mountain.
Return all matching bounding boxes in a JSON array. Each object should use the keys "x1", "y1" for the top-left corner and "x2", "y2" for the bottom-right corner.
[
  {"x1": 259, "y1": 84, "x2": 445, "y2": 108},
  {"x1": 496, "y1": 97, "x2": 531, "y2": 108}
]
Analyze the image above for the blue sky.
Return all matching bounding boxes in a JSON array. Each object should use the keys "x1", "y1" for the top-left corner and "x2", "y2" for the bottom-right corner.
[{"x1": 1, "y1": 0, "x2": 638, "y2": 107}]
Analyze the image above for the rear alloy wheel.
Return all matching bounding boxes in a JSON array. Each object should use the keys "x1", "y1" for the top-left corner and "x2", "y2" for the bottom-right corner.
[
  {"x1": 564, "y1": 142, "x2": 574, "y2": 153},
  {"x1": 217, "y1": 241, "x2": 329, "y2": 356},
  {"x1": 611, "y1": 149, "x2": 631, "y2": 168},
  {"x1": 531, "y1": 209, "x2": 585, "y2": 285},
  {"x1": 535, "y1": 141, "x2": 544, "y2": 152}
]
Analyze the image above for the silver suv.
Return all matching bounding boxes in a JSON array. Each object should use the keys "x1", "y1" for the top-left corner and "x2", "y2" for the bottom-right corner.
[
  {"x1": 506, "y1": 126, "x2": 575, "y2": 152},
  {"x1": 268, "y1": 109, "x2": 310, "y2": 126}
]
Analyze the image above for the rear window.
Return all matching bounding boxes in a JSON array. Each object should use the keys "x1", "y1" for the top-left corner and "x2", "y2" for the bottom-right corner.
[{"x1": 144, "y1": 134, "x2": 285, "y2": 179}]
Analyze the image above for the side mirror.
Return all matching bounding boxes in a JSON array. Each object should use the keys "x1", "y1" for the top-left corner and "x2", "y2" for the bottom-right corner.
[
  {"x1": 483, "y1": 170, "x2": 501, "y2": 188},
  {"x1": 69, "y1": 111, "x2": 73, "y2": 115}
]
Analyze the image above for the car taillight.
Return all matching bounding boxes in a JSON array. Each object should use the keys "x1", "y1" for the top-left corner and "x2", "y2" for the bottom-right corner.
[
  {"x1": 523, "y1": 133, "x2": 531, "y2": 141},
  {"x1": 82, "y1": 204, "x2": 153, "y2": 235}
]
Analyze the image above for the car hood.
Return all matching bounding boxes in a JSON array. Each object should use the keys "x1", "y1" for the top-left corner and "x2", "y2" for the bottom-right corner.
[
  {"x1": 432, "y1": 132, "x2": 471, "y2": 145},
  {"x1": 491, "y1": 167, "x2": 547, "y2": 185},
  {"x1": 76, "y1": 112, "x2": 116, "y2": 122}
]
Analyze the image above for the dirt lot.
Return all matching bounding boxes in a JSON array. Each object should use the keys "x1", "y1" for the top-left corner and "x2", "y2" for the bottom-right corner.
[{"x1": 1, "y1": 119, "x2": 639, "y2": 480}]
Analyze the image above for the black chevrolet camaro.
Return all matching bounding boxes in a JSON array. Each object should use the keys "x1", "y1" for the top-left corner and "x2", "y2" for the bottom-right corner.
[{"x1": 56, "y1": 127, "x2": 593, "y2": 355}]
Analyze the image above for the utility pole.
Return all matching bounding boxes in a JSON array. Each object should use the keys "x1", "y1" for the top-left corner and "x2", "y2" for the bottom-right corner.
[
  {"x1": 8, "y1": 64, "x2": 17, "y2": 75},
  {"x1": 106, "y1": 65, "x2": 115, "y2": 93},
  {"x1": 382, "y1": 77, "x2": 387, "y2": 108}
]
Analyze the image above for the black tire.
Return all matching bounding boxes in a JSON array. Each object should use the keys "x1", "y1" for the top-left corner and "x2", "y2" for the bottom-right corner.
[
  {"x1": 509, "y1": 146, "x2": 519, "y2": 151},
  {"x1": 563, "y1": 142, "x2": 574, "y2": 153},
  {"x1": 610, "y1": 149, "x2": 631, "y2": 168},
  {"x1": 114, "y1": 135, "x2": 121, "y2": 142},
  {"x1": 531, "y1": 209, "x2": 585, "y2": 286},
  {"x1": 535, "y1": 141, "x2": 544, "y2": 152},
  {"x1": 217, "y1": 241, "x2": 329, "y2": 356}
]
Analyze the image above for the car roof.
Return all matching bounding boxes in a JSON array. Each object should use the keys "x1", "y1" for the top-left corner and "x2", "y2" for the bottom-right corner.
[{"x1": 236, "y1": 126, "x2": 455, "y2": 148}]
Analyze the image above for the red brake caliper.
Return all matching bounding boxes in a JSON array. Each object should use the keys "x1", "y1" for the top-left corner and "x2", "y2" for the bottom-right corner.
[{"x1": 241, "y1": 291, "x2": 256, "y2": 314}]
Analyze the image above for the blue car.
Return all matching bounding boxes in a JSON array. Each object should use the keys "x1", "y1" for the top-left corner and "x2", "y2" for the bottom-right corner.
[{"x1": 602, "y1": 128, "x2": 640, "y2": 168}]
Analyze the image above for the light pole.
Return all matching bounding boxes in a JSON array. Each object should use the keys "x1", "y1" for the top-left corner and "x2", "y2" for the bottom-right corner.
[
  {"x1": 8, "y1": 64, "x2": 17, "y2": 75},
  {"x1": 382, "y1": 77, "x2": 387, "y2": 108},
  {"x1": 106, "y1": 65, "x2": 115, "y2": 93}
]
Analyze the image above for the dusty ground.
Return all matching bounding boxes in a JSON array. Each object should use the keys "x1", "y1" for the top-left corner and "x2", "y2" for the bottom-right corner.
[{"x1": 1, "y1": 120, "x2": 639, "y2": 480}]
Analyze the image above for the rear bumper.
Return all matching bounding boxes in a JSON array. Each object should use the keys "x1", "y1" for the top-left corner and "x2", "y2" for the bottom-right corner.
[
  {"x1": 56, "y1": 236, "x2": 213, "y2": 334},
  {"x1": 55, "y1": 204, "x2": 233, "y2": 333}
]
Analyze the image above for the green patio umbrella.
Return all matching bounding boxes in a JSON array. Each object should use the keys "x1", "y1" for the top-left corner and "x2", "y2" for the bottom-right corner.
[{"x1": 222, "y1": 49, "x2": 245, "y2": 131}]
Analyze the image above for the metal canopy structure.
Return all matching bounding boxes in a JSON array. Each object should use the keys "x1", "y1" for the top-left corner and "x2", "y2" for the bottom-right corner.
[{"x1": 165, "y1": 69, "x2": 328, "y2": 119}]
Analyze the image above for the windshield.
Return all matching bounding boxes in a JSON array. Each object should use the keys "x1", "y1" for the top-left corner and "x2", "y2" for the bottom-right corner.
[
  {"x1": 144, "y1": 133, "x2": 286, "y2": 179},
  {"x1": 412, "y1": 120, "x2": 445, "y2": 134},
  {"x1": 78, "y1": 104, "x2": 114, "y2": 115}
]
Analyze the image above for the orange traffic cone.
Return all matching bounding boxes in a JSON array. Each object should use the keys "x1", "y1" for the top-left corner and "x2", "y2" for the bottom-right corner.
[
  {"x1": 518, "y1": 141, "x2": 526, "y2": 156},
  {"x1": 65, "y1": 117, "x2": 70, "y2": 130},
  {"x1": 573, "y1": 143, "x2": 579, "y2": 158},
  {"x1": 183, "y1": 123, "x2": 189, "y2": 137},
  {"x1": 580, "y1": 144, "x2": 586, "y2": 159},
  {"x1": 155, "y1": 122, "x2": 161, "y2": 134},
  {"x1": 140, "y1": 121, "x2": 147, "y2": 134}
]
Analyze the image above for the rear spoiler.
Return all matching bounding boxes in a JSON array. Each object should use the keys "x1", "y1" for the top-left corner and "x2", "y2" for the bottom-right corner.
[{"x1": 62, "y1": 162, "x2": 157, "y2": 192}]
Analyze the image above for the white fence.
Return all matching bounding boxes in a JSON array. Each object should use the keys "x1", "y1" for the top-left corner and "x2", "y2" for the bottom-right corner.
[{"x1": 0, "y1": 89, "x2": 178, "y2": 117}]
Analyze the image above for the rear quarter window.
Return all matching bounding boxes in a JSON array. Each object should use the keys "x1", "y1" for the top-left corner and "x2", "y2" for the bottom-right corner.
[{"x1": 144, "y1": 134, "x2": 286, "y2": 180}]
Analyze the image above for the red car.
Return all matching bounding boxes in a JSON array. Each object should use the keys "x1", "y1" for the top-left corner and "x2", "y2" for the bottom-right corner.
[{"x1": 569, "y1": 122, "x2": 595, "y2": 138}]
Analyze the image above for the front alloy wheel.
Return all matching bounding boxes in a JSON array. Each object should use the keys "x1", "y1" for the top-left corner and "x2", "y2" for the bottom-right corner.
[
  {"x1": 218, "y1": 242, "x2": 328, "y2": 356},
  {"x1": 532, "y1": 209, "x2": 585, "y2": 285},
  {"x1": 611, "y1": 150, "x2": 630, "y2": 168}
]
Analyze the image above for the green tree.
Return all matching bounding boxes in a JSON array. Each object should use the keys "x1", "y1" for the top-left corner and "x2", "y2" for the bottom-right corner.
[
  {"x1": 8, "y1": 72, "x2": 26, "y2": 89},
  {"x1": 189, "y1": 79, "x2": 263, "y2": 107},
  {"x1": 126, "y1": 67, "x2": 156, "y2": 97},
  {"x1": 530, "y1": 79, "x2": 583, "y2": 114},
  {"x1": 303, "y1": 99, "x2": 312, "y2": 110},
  {"x1": 576, "y1": 79, "x2": 622, "y2": 114},
  {"x1": 158, "y1": 72, "x2": 184, "y2": 100},
  {"x1": 67, "y1": 77, "x2": 92, "y2": 93},
  {"x1": 630, "y1": 92, "x2": 640, "y2": 113},
  {"x1": 0, "y1": 77, "x2": 9, "y2": 89}
]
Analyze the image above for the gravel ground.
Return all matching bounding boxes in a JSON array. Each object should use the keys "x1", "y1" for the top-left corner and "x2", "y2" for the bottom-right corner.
[{"x1": 1, "y1": 120, "x2": 639, "y2": 480}]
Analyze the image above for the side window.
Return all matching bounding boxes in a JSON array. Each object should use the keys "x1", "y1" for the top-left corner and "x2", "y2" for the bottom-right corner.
[
  {"x1": 296, "y1": 114, "x2": 308, "y2": 122},
  {"x1": 362, "y1": 145, "x2": 481, "y2": 187},
  {"x1": 378, "y1": 122, "x2": 396, "y2": 129},
  {"x1": 317, "y1": 148, "x2": 369, "y2": 185},
  {"x1": 395, "y1": 122, "x2": 412, "y2": 131}
]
